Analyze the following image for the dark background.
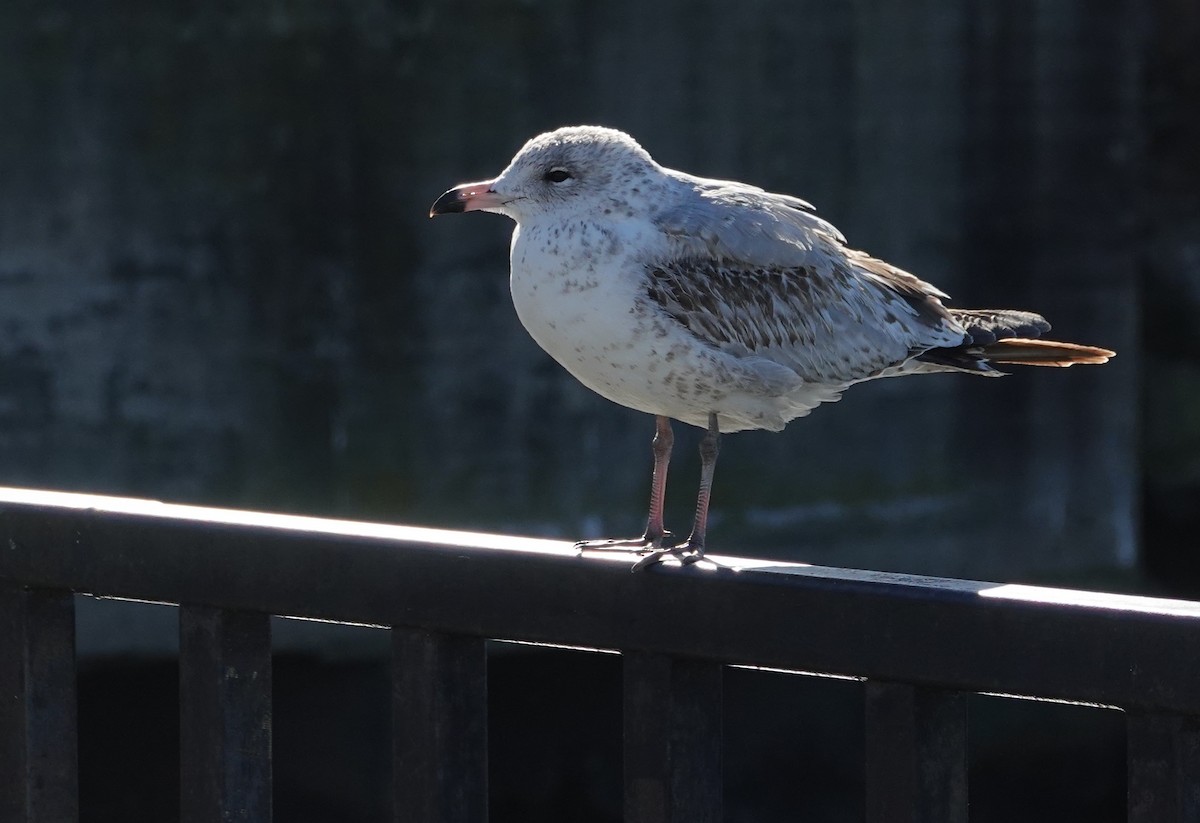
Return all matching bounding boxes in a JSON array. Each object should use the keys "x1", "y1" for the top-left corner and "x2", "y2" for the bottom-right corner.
[{"x1": 1, "y1": 0, "x2": 1196, "y2": 820}]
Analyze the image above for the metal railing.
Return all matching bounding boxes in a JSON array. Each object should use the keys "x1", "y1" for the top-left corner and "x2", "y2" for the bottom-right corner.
[{"x1": 0, "y1": 486, "x2": 1197, "y2": 822}]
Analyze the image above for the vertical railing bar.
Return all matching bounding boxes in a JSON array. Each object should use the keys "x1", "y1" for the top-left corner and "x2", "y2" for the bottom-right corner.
[
  {"x1": 1127, "y1": 710, "x2": 1200, "y2": 822},
  {"x1": 864, "y1": 681, "x2": 967, "y2": 823},
  {"x1": 392, "y1": 628, "x2": 488, "y2": 823},
  {"x1": 623, "y1": 651, "x2": 722, "y2": 823},
  {"x1": 179, "y1": 605, "x2": 273, "y2": 823},
  {"x1": 0, "y1": 585, "x2": 79, "y2": 823}
]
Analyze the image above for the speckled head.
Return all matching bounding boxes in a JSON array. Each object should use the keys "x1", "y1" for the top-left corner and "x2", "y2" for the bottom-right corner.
[
  {"x1": 429, "y1": 126, "x2": 663, "y2": 223},
  {"x1": 511, "y1": 126, "x2": 655, "y2": 172}
]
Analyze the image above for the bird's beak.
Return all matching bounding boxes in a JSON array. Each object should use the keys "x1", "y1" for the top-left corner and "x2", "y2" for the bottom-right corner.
[{"x1": 429, "y1": 180, "x2": 504, "y2": 217}]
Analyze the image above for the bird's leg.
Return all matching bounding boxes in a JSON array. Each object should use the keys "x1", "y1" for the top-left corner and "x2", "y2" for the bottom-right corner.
[
  {"x1": 643, "y1": 415, "x2": 674, "y2": 543},
  {"x1": 681, "y1": 412, "x2": 721, "y2": 558},
  {"x1": 632, "y1": 412, "x2": 721, "y2": 571},
  {"x1": 576, "y1": 415, "x2": 674, "y2": 553}
]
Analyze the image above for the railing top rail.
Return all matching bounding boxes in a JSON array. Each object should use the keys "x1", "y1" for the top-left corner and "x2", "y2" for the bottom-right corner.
[{"x1": 0, "y1": 486, "x2": 1196, "y2": 714}]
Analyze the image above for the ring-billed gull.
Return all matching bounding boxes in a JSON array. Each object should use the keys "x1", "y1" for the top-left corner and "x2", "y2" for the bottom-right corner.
[{"x1": 430, "y1": 126, "x2": 1114, "y2": 569}]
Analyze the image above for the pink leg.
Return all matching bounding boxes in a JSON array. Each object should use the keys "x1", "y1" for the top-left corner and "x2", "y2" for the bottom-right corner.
[
  {"x1": 679, "y1": 412, "x2": 721, "y2": 558},
  {"x1": 576, "y1": 416, "x2": 674, "y2": 552},
  {"x1": 643, "y1": 415, "x2": 674, "y2": 543},
  {"x1": 632, "y1": 412, "x2": 721, "y2": 570}
]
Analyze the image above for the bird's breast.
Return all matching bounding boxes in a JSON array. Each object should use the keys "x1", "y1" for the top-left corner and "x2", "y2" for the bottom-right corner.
[{"x1": 508, "y1": 221, "x2": 642, "y2": 360}]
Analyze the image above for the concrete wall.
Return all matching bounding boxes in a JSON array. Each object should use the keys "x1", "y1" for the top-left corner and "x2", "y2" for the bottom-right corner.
[{"x1": 0, "y1": 0, "x2": 1144, "y2": 579}]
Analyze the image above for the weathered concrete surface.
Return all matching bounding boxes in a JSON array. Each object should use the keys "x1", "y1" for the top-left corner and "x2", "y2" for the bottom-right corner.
[
  {"x1": 0, "y1": 0, "x2": 1144, "y2": 578},
  {"x1": 1142, "y1": 0, "x2": 1200, "y2": 586}
]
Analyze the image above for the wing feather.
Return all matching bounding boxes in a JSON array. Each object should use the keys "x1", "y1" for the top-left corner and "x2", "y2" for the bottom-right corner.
[
  {"x1": 647, "y1": 175, "x2": 965, "y2": 384},
  {"x1": 654, "y1": 174, "x2": 847, "y2": 266}
]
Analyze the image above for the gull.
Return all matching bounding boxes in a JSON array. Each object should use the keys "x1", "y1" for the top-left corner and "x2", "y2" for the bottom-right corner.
[{"x1": 430, "y1": 126, "x2": 1114, "y2": 569}]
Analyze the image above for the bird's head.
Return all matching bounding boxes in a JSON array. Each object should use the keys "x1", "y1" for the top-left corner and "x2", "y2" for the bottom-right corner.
[{"x1": 429, "y1": 126, "x2": 661, "y2": 223}]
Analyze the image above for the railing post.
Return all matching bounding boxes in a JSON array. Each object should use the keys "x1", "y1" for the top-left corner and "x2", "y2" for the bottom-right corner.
[
  {"x1": 0, "y1": 585, "x2": 79, "y2": 823},
  {"x1": 179, "y1": 606, "x2": 272, "y2": 823},
  {"x1": 392, "y1": 628, "x2": 488, "y2": 823},
  {"x1": 865, "y1": 681, "x2": 967, "y2": 823},
  {"x1": 623, "y1": 652, "x2": 723, "y2": 823},
  {"x1": 1127, "y1": 711, "x2": 1200, "y2": 822}
]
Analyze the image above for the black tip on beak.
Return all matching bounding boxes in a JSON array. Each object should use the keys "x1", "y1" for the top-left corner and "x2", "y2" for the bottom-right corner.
[{"x1": 429, "y1": 188, "x2": 468, "y2": 217}]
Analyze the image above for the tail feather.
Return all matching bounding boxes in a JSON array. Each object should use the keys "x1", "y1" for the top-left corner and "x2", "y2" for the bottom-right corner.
[
  {"x1": 951, "y1": 309, "x2": 1050, "y2": 345},
  {"x1": 916, "y1": 307, "x2": 1115, "y2": 374},
  {"x1": 981, "y1": 338, "x2": 1114, "y2": 367}
]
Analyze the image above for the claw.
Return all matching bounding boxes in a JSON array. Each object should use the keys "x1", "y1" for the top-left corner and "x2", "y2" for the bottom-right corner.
[
  {"x1": 576, "y1": 531, "x2": 672, "y2": 555},
  {"x1": 629, "y1": 543, "x2": 706, "y2": 572},
  {"x1": 630, "y1": 548, "x2": 675, "y2": 571}
]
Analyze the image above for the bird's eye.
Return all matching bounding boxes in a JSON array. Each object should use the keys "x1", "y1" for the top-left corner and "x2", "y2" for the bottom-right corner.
[{"x1": 543, "y1": 168, "x2": 572, "y2": 183}]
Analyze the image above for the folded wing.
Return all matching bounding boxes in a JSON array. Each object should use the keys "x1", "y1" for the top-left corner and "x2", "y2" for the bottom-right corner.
[{"x1": 649, "y1": 178, "x2": 966, "y2": 384}]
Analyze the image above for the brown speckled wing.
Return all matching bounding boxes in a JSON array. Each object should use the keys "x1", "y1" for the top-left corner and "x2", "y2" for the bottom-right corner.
[{"x1": 644, "y1": 255, "x2": 966, "y2": 384}]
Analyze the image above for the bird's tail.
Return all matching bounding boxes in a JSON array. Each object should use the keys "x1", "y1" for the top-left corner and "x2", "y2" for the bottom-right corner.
[
  {"x1": 980, "y1": 337, "x2": 1114, "y2": 367},
  {"x1": 916, "y1": 308, "x2": 1114, "y2": 374}
]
